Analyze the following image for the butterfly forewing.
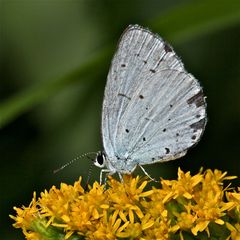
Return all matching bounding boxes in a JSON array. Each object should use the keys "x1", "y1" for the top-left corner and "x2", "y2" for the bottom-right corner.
[{"x1": 101, "y1": 25, "x2": 206, "y2": 172}]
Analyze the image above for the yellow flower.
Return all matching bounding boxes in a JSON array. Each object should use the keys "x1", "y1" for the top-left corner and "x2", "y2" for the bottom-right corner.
[
  {"x1": 226, "y1": 222, "x2": 240, "y2": 240},
  {"x1": 10, "y1": 192, "x2": 38, "y2": 231},
  {"x1": 11, "y1": 168, "x2": 239, "y2": 240}
]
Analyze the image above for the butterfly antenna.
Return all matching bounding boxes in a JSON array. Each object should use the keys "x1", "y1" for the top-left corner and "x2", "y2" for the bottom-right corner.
[{"x1": 53, "y1": 152, "x2": 97, "y2": 174}]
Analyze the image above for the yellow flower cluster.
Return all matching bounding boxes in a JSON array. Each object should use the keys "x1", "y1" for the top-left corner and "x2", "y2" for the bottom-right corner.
[{"x1": 11, "y1": 168, "x2": 239, "y2": 240}]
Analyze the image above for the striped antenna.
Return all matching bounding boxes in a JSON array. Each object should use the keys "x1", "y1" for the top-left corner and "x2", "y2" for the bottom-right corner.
[{"x1": 53, "y1": 152, "x2": 97, "y2": 174}]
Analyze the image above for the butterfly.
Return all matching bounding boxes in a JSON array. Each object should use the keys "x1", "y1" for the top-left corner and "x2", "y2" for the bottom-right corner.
[{"x1": 93, "y1": 25, "x2": 207, "y2": 182}]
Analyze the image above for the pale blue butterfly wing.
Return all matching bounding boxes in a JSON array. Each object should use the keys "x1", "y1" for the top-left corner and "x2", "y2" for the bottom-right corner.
[{"x1": 101, "y1": 25, "x2": 206, "y2": 174}]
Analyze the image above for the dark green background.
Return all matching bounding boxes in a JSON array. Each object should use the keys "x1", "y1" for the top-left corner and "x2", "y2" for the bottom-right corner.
[{"x1": 1, "y1": 0, "x2": 240, "y2": 239}]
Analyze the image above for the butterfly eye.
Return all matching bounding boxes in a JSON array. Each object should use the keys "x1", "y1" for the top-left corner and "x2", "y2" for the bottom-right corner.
[{"x1": 94, "y1": 152, "x2": 106, "y2": 168}]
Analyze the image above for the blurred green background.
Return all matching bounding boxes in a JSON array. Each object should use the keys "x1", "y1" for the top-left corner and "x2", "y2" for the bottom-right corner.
[{"x1": 1, "y1": 0, "x2": 240, "y2": 239}]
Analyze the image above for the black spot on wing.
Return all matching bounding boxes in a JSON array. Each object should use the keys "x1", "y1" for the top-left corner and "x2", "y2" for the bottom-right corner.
[
  {"x1": 118, "y1": 93, "x2": 131, "y2": 100},
  {"x1": 162, "y1": 128, "x2": 166, "y2": 132},
  {"x1": 125, "y1": 129, "x2": 129, "y2": 133},
  {"x1": 143, "y1": 137, "x2": 146, "y2": 141},
  {"x1": 190, "y1": 119, "x2": 206, "y2": 132},
  {"x1": 164, "y1": 42, "x2": 173, "y2": 53},
  {"x1": 121, "y1": 64, "x2": 126, "y2": 67},
  {"x1": 165, "y1": 148, "x2": 170, "y2": 154},
  {"x1": 139, "y1": 95, "x2": 144, "y2": 99},
  {"x1": 150, "y1": 69, "x2": 156, "y2": 73},
  {"x1": 187, "y1": 90, "x2": 205, "y2": 107}
]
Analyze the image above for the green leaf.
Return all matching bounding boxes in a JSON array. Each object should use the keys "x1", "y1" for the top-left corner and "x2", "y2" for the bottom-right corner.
[{"x1": 0, "y1": 47, "x2": 111, "y2": 128}]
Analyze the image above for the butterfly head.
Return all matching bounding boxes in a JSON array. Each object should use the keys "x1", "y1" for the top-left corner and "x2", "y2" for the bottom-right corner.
[{"x1": 94, "y1": 151, "x2": 106, "y2": 168}]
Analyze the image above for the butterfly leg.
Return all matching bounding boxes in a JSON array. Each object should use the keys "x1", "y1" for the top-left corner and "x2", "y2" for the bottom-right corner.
[
  {"x1": 118, "y1": 172, "x2": 123, "y2": 182},
  {"x1": 100, "y1": 169, "x2": 111, "y2": 185},
  {"x1": 139, "y1": 165, "x2": 157, "y2": 182}
]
